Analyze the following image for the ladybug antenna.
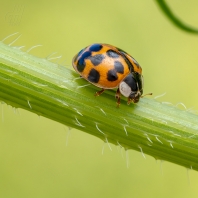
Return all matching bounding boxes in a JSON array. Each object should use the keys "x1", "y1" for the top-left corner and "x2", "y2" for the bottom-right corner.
[{"x1": 141, "y1": 93, "x2": 153, "y2": 98}]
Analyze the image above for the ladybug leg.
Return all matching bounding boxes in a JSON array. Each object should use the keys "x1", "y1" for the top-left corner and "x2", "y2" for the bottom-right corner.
[
  {"x1": 95, "y1": 88, "x2": 105, "y2": 97},
  {"x1": 127, "y1": 98, "x2": 132, "y2": 105},
  {"x1": 115, "y1": 88, "x2": 121, "y2": 107}
]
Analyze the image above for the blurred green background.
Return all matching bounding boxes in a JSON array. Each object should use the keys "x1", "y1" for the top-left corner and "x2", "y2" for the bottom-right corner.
[{"x1": 1, "y1": 0, "x2": 198, "y2": 197}]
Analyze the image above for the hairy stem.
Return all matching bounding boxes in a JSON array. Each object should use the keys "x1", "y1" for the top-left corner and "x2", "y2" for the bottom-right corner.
[{"x1": 0, "y1": 41, "x2": 198, "y2": 170}]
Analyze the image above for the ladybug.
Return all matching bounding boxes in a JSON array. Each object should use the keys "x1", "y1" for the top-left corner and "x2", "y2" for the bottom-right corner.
[{"x1": 72, "y1": 43, "x2": 150, "y2": 106}]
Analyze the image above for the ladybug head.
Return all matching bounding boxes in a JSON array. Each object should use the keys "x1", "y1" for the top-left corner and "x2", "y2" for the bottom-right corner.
[
  {"x1": 127, "y1": 90, "x2": 142, "y2": 104},
  {"x1": 119, "y1": 73, "x2": 143, "y2": 104}
]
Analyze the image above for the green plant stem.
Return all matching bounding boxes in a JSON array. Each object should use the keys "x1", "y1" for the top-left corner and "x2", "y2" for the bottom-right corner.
[
  {"x1": 0, "y1": 42, "x2": 198, "y2": 170},
  {"x1": 155, "y1": 0, "x2": 198, "y2": 34}
]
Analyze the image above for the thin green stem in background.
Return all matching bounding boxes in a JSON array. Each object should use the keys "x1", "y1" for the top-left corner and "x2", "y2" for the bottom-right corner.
[
  {"x1": 0, "y1": 41, "x2": 198, "y2": 170},
  {"x1": 155, "y1": 0, "x2": 198, "y2": 34}
]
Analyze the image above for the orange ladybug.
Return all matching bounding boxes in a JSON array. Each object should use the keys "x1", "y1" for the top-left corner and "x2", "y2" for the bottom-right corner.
[{"x1": 72, "y1": 43, "x2": 149, "y2": 106}]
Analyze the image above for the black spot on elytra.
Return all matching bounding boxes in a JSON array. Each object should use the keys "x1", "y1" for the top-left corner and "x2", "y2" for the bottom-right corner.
[
  {"x1": 77, "y1": 60, "x2": 86, "y2": 72},
  {"x1": 88, "y1": 54, "x2": 104, "y2": 66},
  {"x1": 119, "y1": 51, "x2": 134, "y2": 72},
  {"x1": 114, "y1": 61, "x2": 124, "y2": 74},
  {"x1": 106, "y1": 49, "x2": 119, "y2": 58},
  {"x1": 107, "y1": 69, "x2": 118, "y2": 81},
  {"x1": 88, "y1": 68, "x2": 100, "y2": 83},
  {"x1": 89, "y1": 44, "x2": 103, "y2": 52},
  {"x1": 77, "y1": 51, "x2": 91, "y2": 72}
]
